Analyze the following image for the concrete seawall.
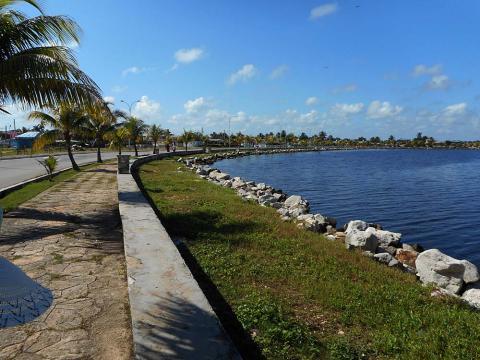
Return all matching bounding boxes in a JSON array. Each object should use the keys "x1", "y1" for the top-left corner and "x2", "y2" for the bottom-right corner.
[{"x1": 117, "y1": 151, "x2": 240, "y2": 359}]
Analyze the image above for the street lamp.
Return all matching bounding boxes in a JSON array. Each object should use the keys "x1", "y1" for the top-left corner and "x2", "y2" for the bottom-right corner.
[
  {"x1": 120, "y1": 99, "x2": 140, "y2": 115},
  {"x1": 228, "y1": 117, "x2": 231, "y2": 148}
]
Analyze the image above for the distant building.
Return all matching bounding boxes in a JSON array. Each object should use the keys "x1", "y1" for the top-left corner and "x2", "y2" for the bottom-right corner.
[
  {"x1": 13, "y1": 131, "x2": 40, "y2": 149},
  {"x1": 189, "y1": 140, "x2": 204, "y2": 148}
]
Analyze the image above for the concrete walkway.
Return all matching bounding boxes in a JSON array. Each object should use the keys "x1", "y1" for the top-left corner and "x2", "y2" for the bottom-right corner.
[
  {"x1": 0, "y1": 164, "x2": 132, "y2": 359},
  {"x1": 118, "y1": 156, "x2": 240, "y2": 359}
]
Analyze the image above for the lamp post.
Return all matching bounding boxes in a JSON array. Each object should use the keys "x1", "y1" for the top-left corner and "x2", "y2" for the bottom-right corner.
[
  {"x1": 228, "y1": 118, "x2": 231, "y2": 148},
  {"x1": 120, "y1": 99, "x2": 140, "y2": 148},
  {"x1": 120, "y1": 99, "x2": 140, "y2": 116}
]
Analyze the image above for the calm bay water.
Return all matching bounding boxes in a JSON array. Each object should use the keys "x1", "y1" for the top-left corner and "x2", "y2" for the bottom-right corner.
[{"x1": 215, "y1": 149, "x2": 480, "y2": 266}]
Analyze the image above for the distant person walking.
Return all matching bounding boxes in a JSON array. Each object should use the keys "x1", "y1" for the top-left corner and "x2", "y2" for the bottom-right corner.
[
  {"x1": 165, "y1": 143, "x2": 170, "y2": 152},
  {"x1": 172, "y1": 143, "x2": 176, "y2": 152}
]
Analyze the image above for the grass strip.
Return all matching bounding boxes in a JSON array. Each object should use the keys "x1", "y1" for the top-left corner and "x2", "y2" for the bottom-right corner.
[
  {"x1": 0, "y1": 162, "x2": 99, "y2": 213},
  {"x1": 140, "y1": 158, "x2": 480, "y2": 360}
]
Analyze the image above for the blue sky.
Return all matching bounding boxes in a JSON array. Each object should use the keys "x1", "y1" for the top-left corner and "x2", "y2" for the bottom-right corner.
[{"x1": 6, "y1": 0, "x2": 480, "y2": 140}]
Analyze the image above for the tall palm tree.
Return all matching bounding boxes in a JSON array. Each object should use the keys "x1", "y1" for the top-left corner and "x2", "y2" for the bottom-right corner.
[
  {"x1": 179, "y1": 130, "x2": 195, "y2": 152},
  {"x1": 106, "y1": 127, "x2": 129, "y2": 155},
  {"x1": 0, "y1": 0, "x2": 101, "y2": 113},
  {"x1": 83, "y1": 102, "x2": 116, "y2": 162},
  {"x1": 29, "y1": 103, "x2": 87, "y2": 170},
  {"x1": 123, "y1": 116, "x2": 148, "y2": 156},
  {"x1": 149, "y1": 124, "x2": 161, "y2": 154}
]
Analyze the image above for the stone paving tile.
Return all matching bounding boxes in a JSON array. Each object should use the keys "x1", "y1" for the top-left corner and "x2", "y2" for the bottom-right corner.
[{"x1": 0, "y1": 164, "x2": 133, "y2": 359}]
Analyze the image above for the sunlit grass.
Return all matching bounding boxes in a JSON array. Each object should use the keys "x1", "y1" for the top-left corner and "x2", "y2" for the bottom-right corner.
[{"x1": 141, "y1": 159, "x2": 480, "y2": 359}]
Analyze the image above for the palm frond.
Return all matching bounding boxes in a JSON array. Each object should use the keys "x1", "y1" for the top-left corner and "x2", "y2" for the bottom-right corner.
[
  {"x1": 32, "y1": 129, "x2": 59, "y2": 151},
  {"x1": 28, "y1": 110, "x2": 57, "y2": 127},
  {"x1": 0, "y1": 0, "x2": 43, "y2": 13}
]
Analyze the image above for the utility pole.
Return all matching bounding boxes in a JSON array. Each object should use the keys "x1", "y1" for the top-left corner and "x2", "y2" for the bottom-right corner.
[
  {"x1": 121, "y1": 99, "x2": 140, "y2": 148},
  {"x1": 228, "y1": 118, "x2": 231, "y2": 148},
  {"x1": 121, "y1": 99, "x2": 140, "y2": 116}
]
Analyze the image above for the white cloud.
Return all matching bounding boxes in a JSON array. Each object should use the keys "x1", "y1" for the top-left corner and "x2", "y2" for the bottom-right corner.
[
  {"x1": 443, "y1": 103, "x2": 467, "y2": 117},
  {"x1": 174, "y1": 48, "x2": 204, "y2": 64},
  {"x1": 413, "y1": 64, "x2": 442, "y2": 77},
  {"x1": 132, "y1": 96, "x2": 161, "y2": 121},
  {"x1": 299, "y1": 110, "x2": 319, "y2": 124},
  {"x1": 331, "y1": 103, "x2": 364, "y2": 117},
  {"x1": 228, "y1": 64, "x2": 257, "y2": 85},
  {"x1": 427, "y1": 74, "x2": 450, "y2": 90},
  {"x1": 367, "y1": 101, "x2": 403, "y2": 119},
  {"x1": 305, "y1": 97, "x2": 319, "y2": 106},
  {"x1": 270, "y1": 65, "x2": 289, "y2": 79},
  {"x1": 184, "y1": 97, "x2": 211, "y2": 114},
  {"x1": 103, "y1": 96, "x2": 115, "y2": 104},
  {"x1": 122, "y1": 66, "x2": 145, "y2": 77},
  {"x1": 310, "y1": 3, "x2": 338, "y2": 19}
]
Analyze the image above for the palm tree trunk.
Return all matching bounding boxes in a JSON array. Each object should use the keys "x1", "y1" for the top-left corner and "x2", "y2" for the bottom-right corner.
[
  {"x1": 97, "y1": 145, "x2": 102, "y2": 162},
  {"x1": 96, "y1": 136, "x2": 102, "y2": 163},
  {"x1": 153, "y1": 142, "x2": 157, "y2": 154},
  {"x1": 133, "y1": 141, "x2": 138, "y2": 157},
  {"x1": 118, "y1": 146, "x2": 122, "y2": 155},
  {"x1": 66, "y1": 138, "x2": 80, "y2": 171}
]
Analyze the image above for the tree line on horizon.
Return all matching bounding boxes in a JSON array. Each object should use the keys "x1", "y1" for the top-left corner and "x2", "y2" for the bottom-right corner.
[{"x1": 1, "y1": 0, "x2": 478, "y2": 174}]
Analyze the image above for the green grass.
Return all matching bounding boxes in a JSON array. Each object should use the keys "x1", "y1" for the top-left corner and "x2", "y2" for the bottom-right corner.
[
  {"x1": 0, "y1": 162, "x2": 99, "y2": 213},
  {"x1": 140, "y1": 159, "x2": 480, "y2": 360}
]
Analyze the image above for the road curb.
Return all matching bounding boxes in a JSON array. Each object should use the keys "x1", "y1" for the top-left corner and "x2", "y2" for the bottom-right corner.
[{"x1": 118, "y1": 151, "x2": 241, "y2": 359}]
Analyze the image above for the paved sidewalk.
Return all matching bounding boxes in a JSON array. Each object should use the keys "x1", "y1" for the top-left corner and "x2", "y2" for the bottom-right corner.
[{"x1": 0, "y1": 164, "x2": 132, "y2": 359}]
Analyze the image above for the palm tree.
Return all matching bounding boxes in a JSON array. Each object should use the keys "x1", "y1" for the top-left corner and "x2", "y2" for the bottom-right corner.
[
  {"x1": 107, "y1": 127, "x2": 129, "y2": 155},
  {"x1": 83, "y1": 103, "x2": 116, "y2": 162},
  {"x1": 123, "y1": 116, "x2": 148, "y2": 156},
  {"x1": 180, "y1": 130, "x2": 195, "y2": 152},
  {"x1": 0, "y1": 0, "x2": 101, "y2": 113},
  {"x1": 149, "y1": 124, "x2": 161, "y2": 154},
  {"x1": 29, "y1": 103, "x2": 87, "y2": 170}
]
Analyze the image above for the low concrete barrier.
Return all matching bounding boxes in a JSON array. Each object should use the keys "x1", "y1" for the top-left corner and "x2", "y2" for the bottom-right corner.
[{"x1": 118, "y1": 151, "x2": 240, "y2": 359}]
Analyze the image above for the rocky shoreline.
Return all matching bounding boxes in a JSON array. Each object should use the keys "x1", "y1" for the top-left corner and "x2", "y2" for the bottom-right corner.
[{"x1": 179, "y1": 148, "x2": 480, "y2": 310}]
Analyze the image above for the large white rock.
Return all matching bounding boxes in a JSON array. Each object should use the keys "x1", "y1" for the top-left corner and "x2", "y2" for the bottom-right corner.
[
  {"x1": 284, "y1": 195, "x2": 307, "y2": 208},
  {"x1": 373, "y1": 252, "x2": 400, "y2": 267},
  {"x1": 345, "y1": 220, "x2": 368, "y2": 235},
  {"x1": 215, "y1": 172, "x2": 230, "y2": 181},
  {"x1": 415, "y1": 249, "x2": 480, "y2": 294},
  {"x1": 462, "y1": 288, "x2": 480, "y2": 309},
  {"x1": 231, "y1": 179, "x2": 246, "y2": 189},
  {"x1": 258, "y1": 194, "x2": 277, "y2": 206},
  {"x1": 373, "y1": 229, "x2": 402, "y2": 247},
  {"x1": 345, "y1": 228, "x2": 378, "y2": 253},
  {"x1": 208, "y1": 170, "x2": 220, "y2": 179}
]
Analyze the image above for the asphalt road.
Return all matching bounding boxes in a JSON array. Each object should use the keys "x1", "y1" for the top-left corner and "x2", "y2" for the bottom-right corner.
[{"x1": 0, "y1": 151, "x2": 137, "y2": 189}]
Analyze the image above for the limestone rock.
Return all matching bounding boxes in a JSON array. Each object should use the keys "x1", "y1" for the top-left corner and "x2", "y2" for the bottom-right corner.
[
  {"x1": 345, "y1": 228, "x2": 378, "y2": 253},
  {"x1": 462, "y1": 288, "x2": 480, "y2": 309},
  {"x1": 215, "y1": 172, "x2": 230, "y2": 181},
  {"x1": 373, "y1": 229, "x2": 402, "y2": 247},
  {"x1": 395, "y1": 249, "x2": 418, "y2": 268},
  {"x1": 374, "y1": 252, "x2": 400, "y2": 267},
  {"x1": 284, "y1": 195, "x2": 308, "y2": 208},
  {"x1": 377, "y1": 246, "x2": 397, "y2": 256},
  {"x1": 345, "y1": 220, "x2": 368, "y2": 235},
  {"x1": 415, "y1": 249, "x2": 480, "y2": 294}
]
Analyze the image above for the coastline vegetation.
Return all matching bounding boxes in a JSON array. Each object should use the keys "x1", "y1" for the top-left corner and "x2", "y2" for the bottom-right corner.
[{"x1": 140, "y1": 158, "x2": 480, "y2": 359}]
